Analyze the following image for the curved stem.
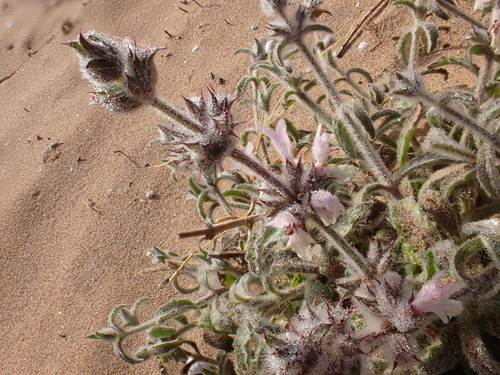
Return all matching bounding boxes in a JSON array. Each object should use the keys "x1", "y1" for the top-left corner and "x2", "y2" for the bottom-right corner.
[
  {"x1": 230, "y1": 148, "x2": 296, "y2": 200},
  {"x1": 209, "y1": 184, "x2": 234, "y2": 216},
  {"x1": 475, "y1": 54, "x2": 493, "y2": 105},
  {"x1": 418, "y1": 91, "x2": 500, "y2": 151},
  {"x1": 311, "y1": 217, "x2": 372, "y2": 277},
  {"x1": 151, "y1": 97, "x2": 204, "y2": 133},
  {"x1": 437, "y1": 0, "x2": 487, "y2": 30},
  {"x1": 295, "y1": 38, "x2": 342, "y2": 108},
  {"x1": 337, "y1": 106, "x2": 397, "y2": 190}
]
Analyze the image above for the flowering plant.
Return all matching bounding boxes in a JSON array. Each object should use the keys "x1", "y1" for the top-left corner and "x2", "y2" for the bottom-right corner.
[{"x1": 71, "y1": 0, "x2": 500, "y2": 374}]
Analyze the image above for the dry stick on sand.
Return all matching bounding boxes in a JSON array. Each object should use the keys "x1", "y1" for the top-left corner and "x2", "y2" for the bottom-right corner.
[
  {"x1": 332, "y1": 0, "x2": 390, "y2": 58},
  {"x1": 168, "y1": 215, "x2": 260, "y2": 283},
  {"x1": 178, "y1": 215, "x2": 260, "y2": 240}
]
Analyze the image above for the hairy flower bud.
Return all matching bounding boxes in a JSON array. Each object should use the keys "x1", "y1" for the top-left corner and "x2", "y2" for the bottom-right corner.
[
  {"x1": 69, "y1": 31, "x2": 124, "y2": 82},
  {"x1": 69, "y1": 31, "x2": 159, "y2": 110}
]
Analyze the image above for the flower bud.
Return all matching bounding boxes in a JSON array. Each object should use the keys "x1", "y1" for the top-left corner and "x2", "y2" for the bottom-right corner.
[
  {"x1": 68, "y1": 31, "x2": 124, "y2": 83},
  {"x1": 69, "y1": 31, "x2": 160, "y2": 111}
]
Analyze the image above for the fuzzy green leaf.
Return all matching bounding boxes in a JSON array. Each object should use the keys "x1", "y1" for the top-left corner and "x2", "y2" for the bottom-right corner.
[
  {"x1": 333, "y1": 119, "x2": 357, "y2": 159},
  {"x1": 428, "y1": 56, "x2": 480, "y2": 76},
  {"x1": 396, "y1": 105, "x2": 420, "y2": 167},
  {"x1": 234, "y1": 321, "x2": 252, "y2": 370},
  {"x1": 148, "y1": 326, "x2": 177, "y2": 339},
  {"x1": 155, "y1": 300, "x2": 196, "y2": 321},
  {"x1": 334, "y1": 202, "x2": 373, "y2": 237},
  {"x1": 398, "y1": 30, "x2": 413, "y2": 65},
  {"x1": 419, "y1": 22, "x2": 439, "y2": 53},
  {"x1": 476, "y1": 145, "x2": 500, "y2": 199}
]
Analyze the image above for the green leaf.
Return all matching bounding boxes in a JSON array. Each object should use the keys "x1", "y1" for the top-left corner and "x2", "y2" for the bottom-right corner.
[
  {"x1": 388, "y1": 197, "x2": 441, "y2": 251},
  {"x1": 428, "y1": 56, "x2": 480, "y2": 76},
  {"x1": 234, "y1": 322, "x2": 252, "y2": 370},
  {"x1": 485, "y1": 81, "x2": 500, "y2": 99},
  {"x1": 301, "y1": 24, "x2": 333, "y2": 36},
  {"x1": 210, "y1": 302, "x2": 237, "y2": 334},
  {"x1": 284, "y1": 118, "x2": 300, "y2": 143},
  {"x1": 469, "y1": 44, "x2": 488, "y2": 56},
  {"x1": 148, "y1": 326, "x2": 177, "y2": 339},
  {"x1": 428, "y1": 1, "x2": 449, "y2": 20},
  {"x1": 394, "y1": 0, "x2": 418, "y2": 12},
  {"x1": 351, "y1": 105, "x2": 375, "y2": 139},
  {"x1": 333, "y1": 118, "x2": 357, "y2": 159},
  {"x1": 346, "y1": 67, "x2": 373, "y2": 84},
  {"x1": 425, "y1": 251, "x2": 437, "y2": 279},
  {"x1": 334, "y1": 202, "x2": 373, "y2": 237},
  {"x1": 395, "y1": 152, "x2": 455, "y2": 180},
  {"x1": 88, "y1": 327, "x2": 121, "y2": 342},
  {"x1": 236, "y1": 76, "x2": 258, "y2": 96},
  {"x1": 197, "y1": 190, "x2": 209, "y2": 220},
  {"x1": 476, "y1": 145, "x2": 500, "y2": 199},
  {"x1": 419, "y1": 22, "x2": 438, "y2": 53},
  {"x1": 155, "y1": 300, "x2": 196, "y2": 321},
  {"x1": 398, "y1": 30, "x2": 413, "y2": 65},
  {"x1": 396, "y1": 105, "x2": 420, "y2": 167},
  {"x1": 421, "y1": 128, "x2": 475, "y2": 163},
  {"x1": 454, "y1": 237, "x2": 485, "y2": 280}
]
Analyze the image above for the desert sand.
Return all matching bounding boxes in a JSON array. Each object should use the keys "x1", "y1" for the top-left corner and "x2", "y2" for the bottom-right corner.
[{"x1": 0, "y1": 1, "x2": 471, "y2": 374}]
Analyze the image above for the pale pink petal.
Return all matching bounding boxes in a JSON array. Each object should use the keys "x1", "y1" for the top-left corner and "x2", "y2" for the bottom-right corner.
[
  {"x1": 267, "y1": 210, "x2": 297, "y2": 229},
  {"x1": 263, "y1": 119, "x2": 295, "y2": 164},
  {"x1": 411, "y1": 272, "x2": 463, "y2": 323},
  {"x1": 310, "y1": 190, "x2": 344, "y2": 225},
  {"x1": 287, "y1": 227, "x2": 315, "y2": 261},
  {"x1": 313, "y1": 124, "x2": 330, "y2": 166},
  {"x1": 491, "y1": 9, "x2": 500, "y2": 54},
  {"x1": 315, "y1": 164, "x2": 351, "y2": 182},
  {"x1": 475, "y1": 0, "x2": 490, "y2": 11}
]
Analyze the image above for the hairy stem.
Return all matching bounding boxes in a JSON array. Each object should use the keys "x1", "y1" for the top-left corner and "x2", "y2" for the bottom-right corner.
[
  {"x1": 295, "y1": 38, "x2": 342, "y2": 107},
  {"x1": 230, "y1": 148, "x2": 296, "y2": 199},
  {"x1": 419, "y1": 91, "x2": 500, "y2": 151},
  {"x1": 311, "y1": 217, "x2": 372, "y2": 277},
  {"x1": 337, "y1": 106, "x2": 396, "y2": 189},
  {"x1": 151, "y1": 97, "x2": 203, "y2": 133},
  {"x1": 475, "y1": 53, "x2": 493, "y2": 105},
  {"x1": 437, "y1": 0, "x2": 487, "y2": 30}
]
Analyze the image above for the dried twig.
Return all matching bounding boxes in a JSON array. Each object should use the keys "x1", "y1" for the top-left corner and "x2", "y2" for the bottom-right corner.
[
  {"x1": 114, "y1": 150, "x2": 141, "y2": 168},
  {"x1": 178, "y1": 215, "x2": 260, "y2": 239},
  {"x1": 332, "y1": 0, "x2": 389, "y2": 58}
]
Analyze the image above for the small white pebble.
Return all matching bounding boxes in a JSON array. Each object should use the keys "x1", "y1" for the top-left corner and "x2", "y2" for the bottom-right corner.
[
  {"x1": 146, "y1": 190, "x2": 155, "y2": 200},
  {"x1": 358, "y1": 41, "x2": 370, "y2": 51},
  {"x1": 251, "y1": 25, "x2": 258, "y2": 30},
  {"x1": 192, "y1": 45, "x2": 199, "y2": 52}
]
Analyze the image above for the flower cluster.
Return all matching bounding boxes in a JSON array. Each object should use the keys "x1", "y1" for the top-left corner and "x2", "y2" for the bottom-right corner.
[
  {"x1": 264, "y1": 120, "x2": 346, "y2": 260},
  {"x1": 155, "y1": 89, "x2": 238, "y2": 176},
  {"x1": 263, "y1": 300, "x2": 365, "y2": 375}
]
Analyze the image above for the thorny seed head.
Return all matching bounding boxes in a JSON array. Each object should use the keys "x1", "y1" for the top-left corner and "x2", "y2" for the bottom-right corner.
[{"x1": 156, "y1": 89, "x2": 239, "y2": 176}]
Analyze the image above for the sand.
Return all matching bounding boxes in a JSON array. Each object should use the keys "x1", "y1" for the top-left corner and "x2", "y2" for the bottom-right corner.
[{"x1": 0, "y1": 0, "x2": 473, "y2": 374}]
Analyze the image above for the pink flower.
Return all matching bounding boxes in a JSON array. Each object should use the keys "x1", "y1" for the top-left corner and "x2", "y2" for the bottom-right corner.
[
  {"x1": 490, "y1": 8, "x2": 500, "y2": 55},
  {"x1": 475, "y1": 0, "x2": 490, "y2": 11},
  {"x1": 310, "y1": 189, "x2": 344, "y2": 225},
  {"x1": 267, "y1": 211, "x2": 315, "y2": 260},
  {"x1": 263, "y1": 119, "x2": 295, "y2": 165},
  {"x1": 286, "y1": 227, "x2": 315, "y2": 261},
  {"x1": 313, "y1": 125, "x2": 350, "y2": 181},
  {"x1": 411, "y1": 272, "x2": 463, "y2": 323},
  {"x1": 312, "y1": 124, "x2": 330, "y2": 166}
]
